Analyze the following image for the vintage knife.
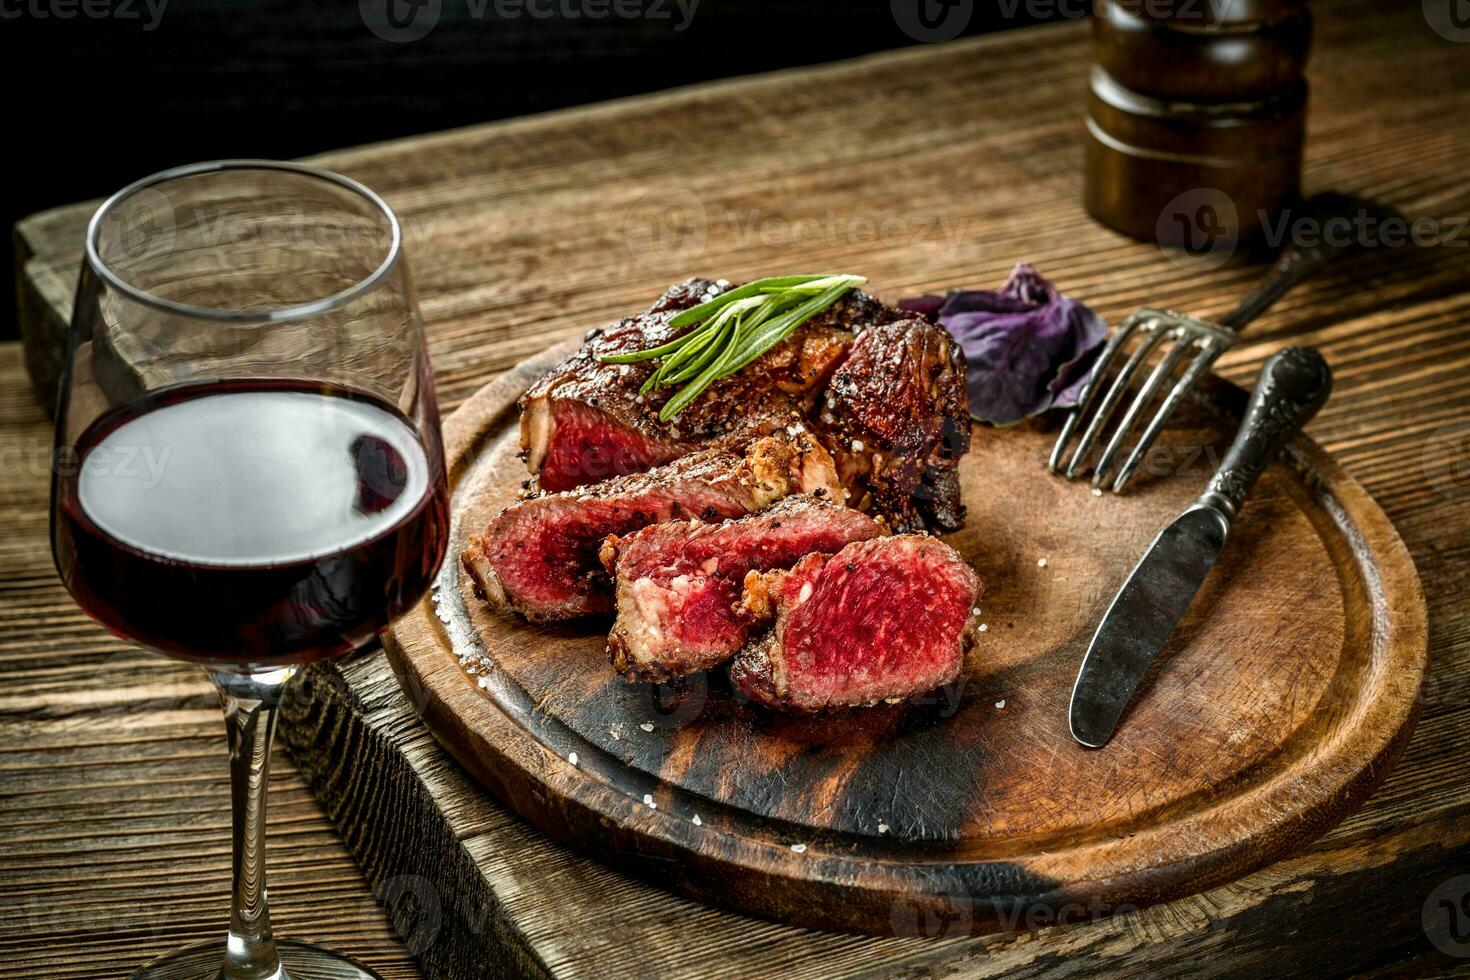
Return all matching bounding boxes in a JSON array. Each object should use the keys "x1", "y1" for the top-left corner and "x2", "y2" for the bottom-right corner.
[{"x1": 1069, "y1": 346, "x2": 1333, "y2": 748}]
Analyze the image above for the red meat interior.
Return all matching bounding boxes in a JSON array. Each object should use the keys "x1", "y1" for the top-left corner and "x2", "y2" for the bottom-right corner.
[
  {"x1": 539, "y1": 402, "x2": 685, "y2": 492},
  {"x1": 663, "y1": 577, "x2": 748, "y2": 653},
  {"x1": 488, "y1": 492, "x2": 746, "y2": 612},
  {"x1": 779, "y1": 545, "x2": 971, "y2": 701},
  {"x1": 627, "y1": 515, "x2": 880, "y2": 653}
]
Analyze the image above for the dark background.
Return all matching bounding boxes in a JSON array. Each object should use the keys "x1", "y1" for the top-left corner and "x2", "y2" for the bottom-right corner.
[{"x1": 1, "y1": 0, "x2": 1074, "y2": 335}]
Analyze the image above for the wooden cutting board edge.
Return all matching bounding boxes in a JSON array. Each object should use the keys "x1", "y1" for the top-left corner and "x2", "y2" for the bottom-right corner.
[{"x1": 382, "y1": 345, "x2": 1428, "y2": 935}]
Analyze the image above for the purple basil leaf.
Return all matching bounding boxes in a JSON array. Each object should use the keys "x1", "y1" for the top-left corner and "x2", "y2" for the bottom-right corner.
[
  {"x1": 1050, "y1": 333, "x2": 1106, "y2": 408},
  {"x1": 897, "y1": 294, "x2": 945, "y2": 320},
  {"x1": 901, "y1": 263, "x2": 1109, "y2": 425},
  {"x1": 945, "y1": 307, "x2": 1086, "y2": 426},
  {"x1": 939, "y1": 263, "x2": 1058, "y2": 317}
]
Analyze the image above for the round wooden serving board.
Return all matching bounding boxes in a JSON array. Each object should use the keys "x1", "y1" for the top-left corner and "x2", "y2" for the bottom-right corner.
[{"x1": 385, "y1": 339, "x2": 1427, "y2": 935}]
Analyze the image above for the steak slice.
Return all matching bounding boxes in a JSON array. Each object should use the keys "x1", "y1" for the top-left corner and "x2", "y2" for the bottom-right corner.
[
  {"x1": 732, "y1": 535, "x2": 981, "y2": 712},
  {"x1": 817, "y1": 317, "x2": 971, "y2": 533},
  {"x1": 521, "y1": 278, "x2": 905, "y2": 492},
  {"x1": 462, "y1": 431, "x2": 839, "y2": 622},
  {"x1": 599, "y1": 497, "x2": 883, "y2": 683}
]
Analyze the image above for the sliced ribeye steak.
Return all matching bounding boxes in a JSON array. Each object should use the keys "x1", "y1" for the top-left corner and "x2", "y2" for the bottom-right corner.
[
  {"x1": 599, "y1": 497, "x2": 883, "y2": 682},
  {"x1": 816, "y1": 317, "x2": 970, "y2": 533},
  {"x1": 462, "y1": 431, "x2": 839, "y2": 622},
  {"x1": 519, "y1": 278, "x2": 909, "y2": 492},
  {"x1": 732, "y1": 535, "x2": 981, "y2": 712}
]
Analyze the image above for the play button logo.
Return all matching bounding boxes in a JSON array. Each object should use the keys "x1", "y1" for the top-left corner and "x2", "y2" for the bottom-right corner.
[
  {"x1": 892, "y1": 0, "x2": 973, "y2": 43},
  {"x1": 361, "y1": 0, "x2": 442, "y2": 43}
]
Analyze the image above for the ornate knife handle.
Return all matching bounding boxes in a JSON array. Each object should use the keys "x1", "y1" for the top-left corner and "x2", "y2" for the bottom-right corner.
[{"x1": 1201, "y1": 347, "x2": 1332, "y2": 519}]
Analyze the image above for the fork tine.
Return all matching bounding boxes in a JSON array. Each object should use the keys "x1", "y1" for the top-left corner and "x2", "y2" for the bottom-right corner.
[
  {"x1": 1048, "y1": 314, "x2": 1147, "y2": 473},
  {"x1": 1090, "y1": 336, "x2": 1196, "y2": 488},
  {"x1": 1064, "y1": 323, "x2": 1171, "y2": 479},
  {"x1": 1109, "y1": 341, "x2": 1227, "y2": 494}
]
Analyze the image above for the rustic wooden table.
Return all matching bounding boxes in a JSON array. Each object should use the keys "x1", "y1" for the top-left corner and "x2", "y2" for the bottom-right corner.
[{"x1": 6, "y1": 0, "x2": 1470, "y2": 976}]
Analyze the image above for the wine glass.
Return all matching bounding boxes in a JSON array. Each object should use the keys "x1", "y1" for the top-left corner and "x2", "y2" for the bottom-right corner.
[{"x1": 50, "y1": 161, "x2": 450, "y2": 980}]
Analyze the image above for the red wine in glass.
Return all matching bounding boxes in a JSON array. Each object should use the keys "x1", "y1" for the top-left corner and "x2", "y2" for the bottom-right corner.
[
  {"x1": 54, "y1": 379, "x2": 449, "y2": 667},
  {"x1": 52, "y1": 160, "x2": 449, "y2": 980}
]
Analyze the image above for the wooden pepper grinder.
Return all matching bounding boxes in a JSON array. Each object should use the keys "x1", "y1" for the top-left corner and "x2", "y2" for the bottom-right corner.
[{"x1": 1084, "y1": 0, "x2": 1313, "y2": 247}]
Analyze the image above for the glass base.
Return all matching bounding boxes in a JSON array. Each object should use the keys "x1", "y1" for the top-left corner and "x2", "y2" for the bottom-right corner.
[{"x1": 131, "y1": 939, "x2": 383, "y2": 980}]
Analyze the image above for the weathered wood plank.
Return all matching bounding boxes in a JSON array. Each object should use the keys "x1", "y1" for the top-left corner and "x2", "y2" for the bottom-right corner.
[
  {"x1": 7, "y1": 0, "x2": 1470, "y2": 974},
  {"x1": 280, "y1": 645, "x2": 1470, "y2": 979}
]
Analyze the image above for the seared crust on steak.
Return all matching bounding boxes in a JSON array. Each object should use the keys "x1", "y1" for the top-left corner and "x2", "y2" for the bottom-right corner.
[
  {"x1": 600, "y1": 497, "x2": 883, "y2": 682},
  {"x1": 462, "y1": 429, "x2": 839, "y2": 622},
  {"x1": 732, "y1": 536, "x2": 981, "y2": 712},
  {"x1": 520, "y1": 278, "x2": 908, "y2": 492},
  {"x1": 816, "y1": 318, "x2": 971, "y2": 533}
]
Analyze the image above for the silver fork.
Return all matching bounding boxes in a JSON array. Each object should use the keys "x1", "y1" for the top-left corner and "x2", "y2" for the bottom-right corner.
[{"x1": 1050, "y1": 192, "x2": 1392, "y2": 494}]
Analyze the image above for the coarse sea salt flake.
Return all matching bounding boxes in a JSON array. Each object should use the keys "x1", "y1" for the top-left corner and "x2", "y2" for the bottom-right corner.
[
  {"x1": 643, "y1": 794, "x2": 656, "y2": 809},
  {"x1": 692, "y1": 814, "x2": 703, "y2": 826},
  {"x1": 640, "y1": 721, "x2": 655, "y2": 733},
  {"x1": 567, "y1": 752, "x2": 579, "y2": 766},
  {"x1": 877, "y1": 821, "x2": 889, "y2": 834},
  {"x1": 1037, "y1": 558, "x2": 1048, "y2": 568},
  {"x1": 979, "y1": 623, "x2": 989, "y2": 632},
  {"x1": 995, "y1": 699, "x2": 1006, "y2": 709},
  {"x1": 1092, "y1": 487, "x2": 1103, "y2": 497},
  {"x1": 790, "y1": 843, "x2": 807, "y2": 854}
]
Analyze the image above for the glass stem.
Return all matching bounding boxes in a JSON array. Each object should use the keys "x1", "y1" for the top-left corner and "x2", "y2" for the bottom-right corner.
[{"x1": 210, "y1": 665, "x2": 298, "y2": 980}]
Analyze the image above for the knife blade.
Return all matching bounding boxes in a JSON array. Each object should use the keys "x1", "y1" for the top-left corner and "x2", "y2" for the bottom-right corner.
[
  {"x1": 1067, "y1": 347, "x2": 1333, "y2": 748},
  {"x1": 1068, "y1": 504, "x2": 1228, "y2": 748}
]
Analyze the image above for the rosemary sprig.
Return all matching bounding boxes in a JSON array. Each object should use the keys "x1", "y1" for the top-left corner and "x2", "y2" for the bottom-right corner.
[{"x1": 600, "y1": 274, "x2": 867, "y2": 420}]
